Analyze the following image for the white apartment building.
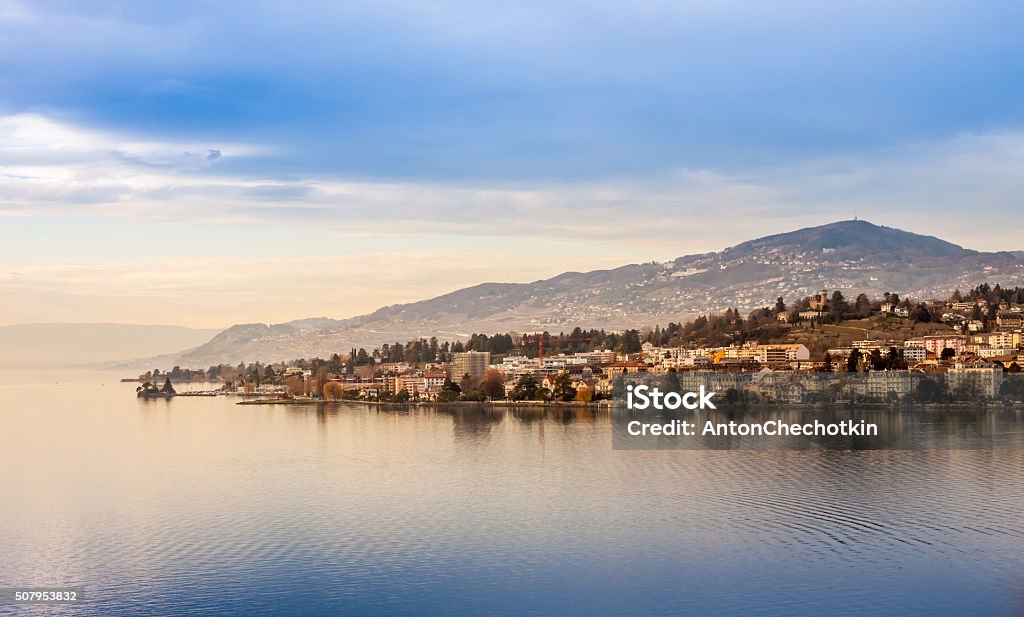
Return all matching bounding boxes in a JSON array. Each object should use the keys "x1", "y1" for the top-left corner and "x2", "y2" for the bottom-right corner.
[
  {"x1": 947, "y1": 362, "x2": 1003, "y2": 397},
  {"x1": 902, "y1": 345, "x2": 927, "y2": 363},
  {"x1": 866, "y1": 371, "x2": 913, "y2": 397}
]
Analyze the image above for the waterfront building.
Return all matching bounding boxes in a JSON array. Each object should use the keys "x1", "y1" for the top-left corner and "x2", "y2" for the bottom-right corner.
[
  {"x1": 946, "y1": 361, "x2": 1003, "y2": 397},
  {"x1": 866, "y1": 371, "x2": 913, "y2": 397}
]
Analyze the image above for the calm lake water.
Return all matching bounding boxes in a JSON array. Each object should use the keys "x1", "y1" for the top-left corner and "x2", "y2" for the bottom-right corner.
[{"x1": 2, "y1": 371, "x2": 1024, "y2": 616}]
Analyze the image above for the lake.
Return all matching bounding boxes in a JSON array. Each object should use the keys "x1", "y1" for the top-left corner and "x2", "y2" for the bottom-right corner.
[{"x1": 2, "y1": 371, "x2": 1023, "y2": 616}]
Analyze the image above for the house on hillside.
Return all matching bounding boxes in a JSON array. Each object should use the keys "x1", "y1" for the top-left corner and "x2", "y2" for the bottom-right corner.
[{"x1": 996, "y1": 312, "x2": 1023, "y2": 331}]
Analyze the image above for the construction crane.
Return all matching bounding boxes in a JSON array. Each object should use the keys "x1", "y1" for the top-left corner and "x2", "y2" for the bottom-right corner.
[{"x1": 521, "y1": 334, "x2": 593, "y2": 364}]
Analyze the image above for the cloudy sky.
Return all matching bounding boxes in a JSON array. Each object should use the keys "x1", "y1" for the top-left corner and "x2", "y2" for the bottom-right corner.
[{"x1": 1, "y1": 0, "x2": 1023, "y2": 328}]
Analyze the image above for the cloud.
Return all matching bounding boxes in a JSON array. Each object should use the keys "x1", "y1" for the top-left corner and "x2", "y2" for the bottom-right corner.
[
  {"x1": 0, "y1": 0, "x2": 30, "y2": 22},
  {"x1": 0, "y1": 113, "x2": 262, "y2": 167},
  {"x1": 2, "y1": 1, "x2": 1023, "y2": 180},
  {"x1": 2, "y1": 113, "x2": 1024, "y2": 254}
]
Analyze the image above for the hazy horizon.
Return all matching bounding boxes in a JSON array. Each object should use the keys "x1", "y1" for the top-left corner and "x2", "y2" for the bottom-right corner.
[{"x1": 0, "y1": 322, "x2": 220, "y2": 368}]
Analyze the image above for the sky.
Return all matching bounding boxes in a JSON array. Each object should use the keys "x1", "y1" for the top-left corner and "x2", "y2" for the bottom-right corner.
[{"x1": 1, "y1": 0, "x2": 1023, "y2": 328}]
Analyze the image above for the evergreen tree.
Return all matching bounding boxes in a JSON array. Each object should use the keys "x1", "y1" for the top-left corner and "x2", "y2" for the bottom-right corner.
[
  {"x1": 619, "y1": 329, "x2": 642, "y2": 354},
  {"x1": 847, "y1": 349, "x2": 861, "y2": 373},
  {"x1": 660, "y1": 369, "x2": 682, "y2": 394},
  {"x1": 610, "y1": 374, "x2": 627, "y2": 399},
  {"x1": 510, "y1": 374, "x2": 540, "y2": 401},
  {"x1": 829, "y1": 290, "x2": 849, "y2": 323},
  {"x1": 552, "y1": 373, "x2": 576, "y2": 402}
]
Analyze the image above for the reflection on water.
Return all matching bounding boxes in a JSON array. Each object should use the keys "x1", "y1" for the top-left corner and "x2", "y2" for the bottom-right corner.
[{"x1": 1, "y1": 372, "x2": 1024, "y2": 617}]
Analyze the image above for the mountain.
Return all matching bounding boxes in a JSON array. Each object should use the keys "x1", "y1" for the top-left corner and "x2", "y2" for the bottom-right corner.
[
  {"x1": 171, "y1": 220, "x2": 1024, "y2": 366},
  {"x1": 0, "y1": 323, "x2": 221, "y2": 369}
]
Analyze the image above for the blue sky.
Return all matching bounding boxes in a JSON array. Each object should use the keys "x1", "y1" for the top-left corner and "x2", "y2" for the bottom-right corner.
[{"x1": 1, "y1": 0, "x2": 1024, "y2": 326}]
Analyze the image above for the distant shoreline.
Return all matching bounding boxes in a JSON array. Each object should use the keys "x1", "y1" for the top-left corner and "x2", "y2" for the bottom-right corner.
[
  {"x1": 231, "y1": 398, "x2": 1016, "y2": 411},
  {"x1": 236, "y1": 398, "x2": 610, "y2": 408}
]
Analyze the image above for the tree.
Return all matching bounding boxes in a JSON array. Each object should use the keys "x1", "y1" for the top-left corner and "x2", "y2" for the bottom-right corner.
[
  {"x1": 916, "y1": 378, "x2": 941, "y2": 402},
  {"x1": 999, "y1": 379, "x2": 1022, "y2": 398},
  {"x1": 940, "y1": 347, "x2": 956, "y2": 361},
  {"x1": 328, "y1": 353, "x2": 343, "y2": 373},
  {"x1": 479, "y1": 368, "x2": 506, "y2": 400},
  {"x1": 437, "y1": 388, "x2": 459, "y2": 402},
  {"x1": 315, "y1": 367, "x2": 329, "y2": 397},
  {"x1": 886, "y1": 347, "x2": 907, "y2": 370},
  {"x1": 575, "y1": 382, "x2": 593, "y2": 403},
  {"x1": 660, "y1": 370, "x2": 682, "y2": 394},
  {"x1": 552, "y1": 373, "x2": 576, "y2": 402},
  {"x1": 162, "y1": 377, "x2": 175, "y2": 394},
  {"x1": 846, "y1": 349, "x2": 861, "y2": 373},
  {"x1": 285, "y1": 376, "x2": 305, "y2": 396},
  {"x1": 821, "y1": 352, "x2": 833, "y2": 372},
  {"x1": 854, "y1": 293, "x2": 871, "y2": 317},
  {"x1": 323, "y1": 381, "x2": 345, "y2": 401},
  {"x1": 829, "y1": 291, "x2": 849, "y2": 322},
  {"x1": 910, "y1": 304, "x2": 932, "y2": 323},
  {"x1": 510, "y1": 374, "x2": 540, "y2": 401},
  {"x1": 774, "y1": 296, "x2": 787, "y2": 314},
  {"x1": 459, "y1": 373, "x2": 480, "y2": 399},
  {"x1": 610, "y1": 374, "x2": 627, "y2": 399},
  {"x1": 619, "y1": 329, "x2": 642, "y2": 354}
]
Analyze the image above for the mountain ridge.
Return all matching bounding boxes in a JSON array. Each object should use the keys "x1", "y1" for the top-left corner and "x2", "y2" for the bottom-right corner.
[{"x1": 167, "y1": 220, "x2": 1024, "y2": 367}]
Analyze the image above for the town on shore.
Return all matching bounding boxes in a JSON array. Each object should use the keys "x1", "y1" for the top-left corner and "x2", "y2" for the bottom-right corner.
[{"x1": 133, "y1": 284, "x2": 1024, "y2": 406}]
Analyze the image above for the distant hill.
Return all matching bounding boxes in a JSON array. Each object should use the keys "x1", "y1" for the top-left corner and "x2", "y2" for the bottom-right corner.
[
  {"x1": 0, "y1": 323, "x2": 221, "y2": 369},
  {"x1": 171, "y1": 220, "x2": 1024, "y2": 366}
]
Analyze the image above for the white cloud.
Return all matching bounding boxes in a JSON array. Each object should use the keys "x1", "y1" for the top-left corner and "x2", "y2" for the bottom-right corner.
[
  {"x1": 0, "y1": 0, "x2": 30, "y2": 23},
  {"x1": 3, "y1": 113, "x2": 1024, "y2": 252}
]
